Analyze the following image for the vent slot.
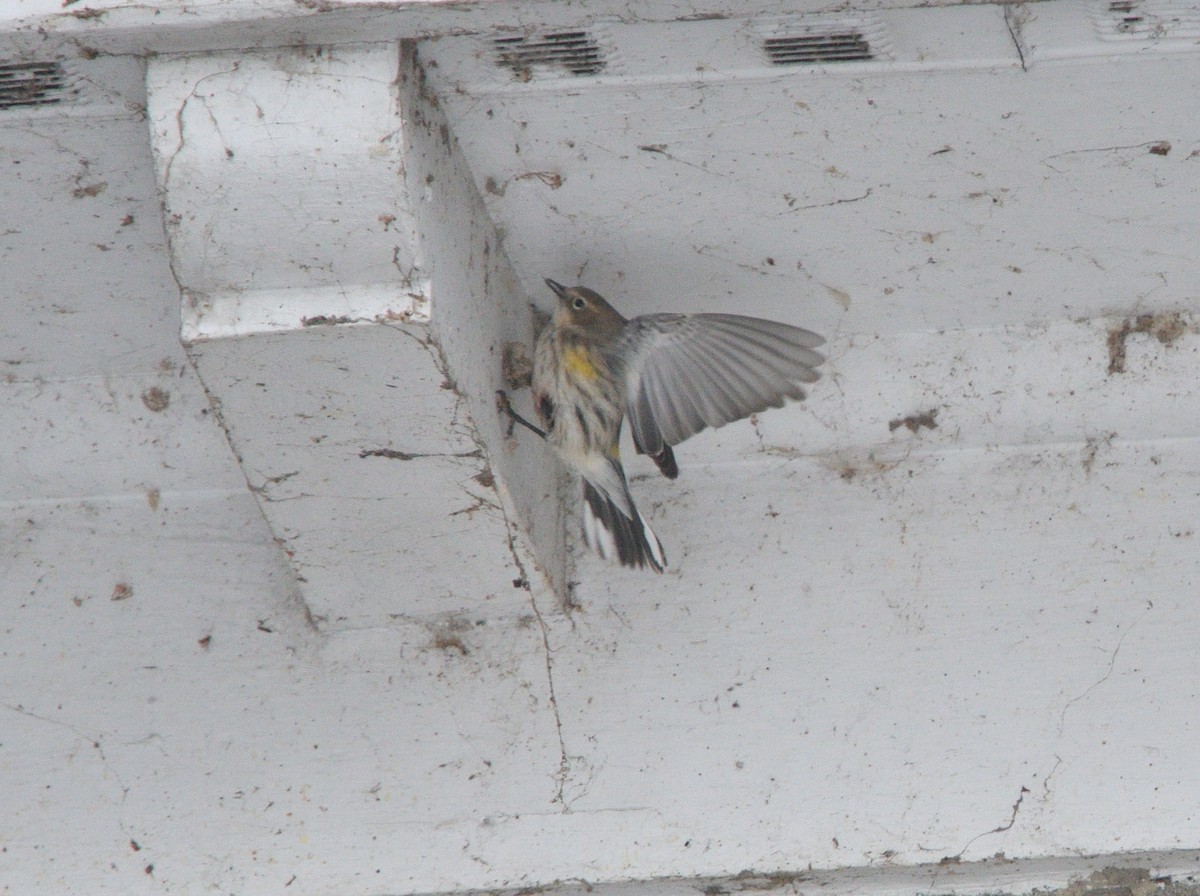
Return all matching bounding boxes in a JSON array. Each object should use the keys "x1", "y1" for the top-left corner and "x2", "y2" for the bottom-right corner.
[
  {"x1": 1094, "y1": 0, "x2": 1200, "y2": 39},
  {"x1": 758, "y1": 17, "x2": 889, "y2": 67},
  {"x1": 493, "y1": 31, "x2": 606, "y2": 78},
  {"x1": 764, "y1": 31, "x2": 874, "y2": 65},
  {"x1": 0, "y1": 61, "x2": 72, "y2": 110}
]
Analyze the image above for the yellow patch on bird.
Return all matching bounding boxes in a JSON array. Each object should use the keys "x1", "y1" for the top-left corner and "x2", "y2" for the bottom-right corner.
[{"x1": 562, "y1": 345, "x2": 599, "y2": 380}]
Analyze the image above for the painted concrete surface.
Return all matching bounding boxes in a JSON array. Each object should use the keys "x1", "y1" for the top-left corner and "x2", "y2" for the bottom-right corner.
[
  {"x1": 147, "y1": 45, "x2": 430, "y2": 340},
  {"x1": 189, "y1": 324, "x2": 531, "y2": 627},
  {"x1": 424, "y1": 16, "x2": 1200, "y2": 342},
  {"x1": 2, "y1": 2, "x2": 1200, "y2": 895},
  {"x1": 443, "y1": 858, "x2": 1200, "y2": 896}
]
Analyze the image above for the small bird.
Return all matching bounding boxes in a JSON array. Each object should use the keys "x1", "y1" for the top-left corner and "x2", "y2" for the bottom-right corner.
[{"x1": 499, "y1": 279, "x2": 825, "y2": 572}]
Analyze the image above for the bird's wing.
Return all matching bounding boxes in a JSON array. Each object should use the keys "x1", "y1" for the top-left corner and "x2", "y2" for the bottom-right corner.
[{"x1": 619, "y1": 313, "x2": 825, "y2": 455}]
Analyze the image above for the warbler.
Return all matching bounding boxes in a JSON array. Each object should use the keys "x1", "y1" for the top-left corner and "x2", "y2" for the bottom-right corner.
[{"x1": 500, "y1": 278, "x2": 825, "y2": 572}]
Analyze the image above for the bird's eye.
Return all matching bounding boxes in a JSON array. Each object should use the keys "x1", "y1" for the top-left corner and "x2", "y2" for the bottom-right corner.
[{"x1": 572, "y1": 297, "x2": 586, "y2": 310}]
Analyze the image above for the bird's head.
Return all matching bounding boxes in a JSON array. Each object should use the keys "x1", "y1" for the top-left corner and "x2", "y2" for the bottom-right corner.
[{"x1": 545, "y1": 278, "x2": 625, "y2": 336}]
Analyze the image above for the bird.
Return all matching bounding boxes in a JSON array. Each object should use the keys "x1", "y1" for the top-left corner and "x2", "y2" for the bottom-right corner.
[{"x1": 498, "y1": 278, "x2": 825, "y2": 572}]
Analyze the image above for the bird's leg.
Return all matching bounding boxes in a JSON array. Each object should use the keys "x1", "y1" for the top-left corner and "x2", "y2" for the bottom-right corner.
[{"x1": 496, "y1": 390, "x2": 547, "y2": 440}]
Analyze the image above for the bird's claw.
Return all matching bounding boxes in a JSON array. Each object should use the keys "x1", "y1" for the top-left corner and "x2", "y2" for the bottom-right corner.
[{"x1": 496, "y1": 390, "x2": 517, "y2": 437}]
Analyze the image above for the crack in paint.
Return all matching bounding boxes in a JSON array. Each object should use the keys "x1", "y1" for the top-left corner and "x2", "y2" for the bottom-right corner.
[
  {"x1": 405, "y1": 324, "x2": 577, "y2": 810},
  {"x1": 1057, "y1": 600, "x2": 1153, "y2": 736},
  {"x1": 182, "y1": 347, "x2": 323, "y2": 636},
  {"x1": 953, "y1": 785, "x2": 1030, "y2": 860},
  {"x1": 775, "y1": 187, "x2": 872, "y2": 216},
  {"x1": 2, "y1": 703, "x2": 130, "y2": 798},
  {"x1": 358, "y1": 447, "x2": 482, "y2": 461},
  {"x1": 1003, "y1": 4, "x2": 1029, "y2": 72},
  {"x1": 160, "y1": 64, "x2": 241, "y2": 320},
  {"x1": 1041, "y1": 753, "x2": 1064, "y2": 801},
  {"x1": 528, "y1": 588, "x2": 573, "y2": 811}
]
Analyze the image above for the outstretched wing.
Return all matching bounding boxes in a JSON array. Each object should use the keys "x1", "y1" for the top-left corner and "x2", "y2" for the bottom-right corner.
[{"x1": 619, "y1": 313, "x2": 825, "y2": 457}]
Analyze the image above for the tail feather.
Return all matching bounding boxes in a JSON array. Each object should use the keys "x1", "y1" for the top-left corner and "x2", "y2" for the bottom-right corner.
[
  {"x1": 645, "y1": 444, "x2": 679, "y2": 480},
  {"x1": 581, "y1": 479, "x2": 666, "y2": 572},
  {"x1": 632, "y1": 433, "x2": 679, "y2": 480}
]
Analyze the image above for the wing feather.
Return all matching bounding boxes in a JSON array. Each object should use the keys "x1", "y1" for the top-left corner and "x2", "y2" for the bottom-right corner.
[
  {"x1": 674, "y1": 337, "x2": 772, "y2": 425},
  {"x1": 673, "y1": 337, "x2": 741, "y2": 423},
  {"x1": 643, "y1": 360, "x2": 684, "y2": 448},
  {"x1": 623, "y1": 313, "x2": 824, "y2": 454}
]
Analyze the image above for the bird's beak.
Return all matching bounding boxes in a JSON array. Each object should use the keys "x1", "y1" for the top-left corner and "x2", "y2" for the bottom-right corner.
[{"x1": 544, "y1": 278, "x2": 568, "y2": 303}]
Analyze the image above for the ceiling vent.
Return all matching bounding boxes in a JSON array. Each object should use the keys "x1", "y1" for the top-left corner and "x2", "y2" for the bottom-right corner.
[
  {"x1": 492, "y1": 31, "x2": 607, "y2": 78},
  {"x1": 0, "y1": 61, "x2": 73, "y2": 111},
  {"x1": 760, "y1": 17, "x2": 888, "y2": 66},
  {"x1": 1094, "y1": 0, "x2": 1200, "y2": 39}
]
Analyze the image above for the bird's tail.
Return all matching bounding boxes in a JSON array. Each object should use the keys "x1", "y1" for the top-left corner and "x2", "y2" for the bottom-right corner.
[{"x1": 580, "y1": 465, "x2": 666, "y2": 572}]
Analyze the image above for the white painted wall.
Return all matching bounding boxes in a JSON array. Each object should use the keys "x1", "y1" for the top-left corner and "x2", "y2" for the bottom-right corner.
[{"x1": 2, "y1": 2, "x2": 1199, "y2": 895}]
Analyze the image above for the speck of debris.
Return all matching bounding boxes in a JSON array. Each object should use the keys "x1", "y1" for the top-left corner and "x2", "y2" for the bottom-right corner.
[
  {"x1": 889, "y1": 409, "x2": 939, "y2": 434},
  {"x1": 432, "y1": 631, "x2": 469, "y2": 655},
  {"x1": 639, "y1": 144, "x2": 668, "y2": 153},
  {"x1": 823, "y1": 284, "x2": 851, "y2": 310},
  {"x1": 198, "y1": 634, "x2": 212, "y2": 650},
  {"x1": 1107, "y1": 311, "x2": 1190, "y2": 375},
  {"x1": 730, "y1": 870, "x2": 810, "y2": 889},
  {"x1": 146, "y1": 488, "x2": 160, "y2": 511},
  {"x1": 376, "y1": 307, "x2": 421, "y2": 324},
  {"x1": 301, "y1": 314, "x2": 354, "y2": 327},
  {"x1": 501, "y1": 341, "x2": 534, "y2": 389},
  {"x1": 360, "y1": 447, "x2": 416, "y2": 460},
  {"x1": 141, "y1": 387, "x2": 170, "y2": 412},
  {"x1": 129, "y1": 839, "x2": 141, "y2": 851},
  {"x1": 72, "y1": 182, "x2": 107, "y2": 198},
  {"x1": 1081, "y1": 432, "x2": 1116, "y2": 475},
  {"x1": 514, "y1": 171, "x2": 562, "y2": 189},
  {"x1": 484, "y1": 176, "x2": 506, "y2": 196},
  {"x1": 474, "y1": 469, "x2": 495, "y2": 489},
  {"x1": 1042, "y1": 866, "x2": 1194, "y2": 896},
  {"x1": 110, "y1": 582, "x2": 133, "y2": 601},
  {"x1": 1148, "y1": 141, "x2": 1171, "y2": 156},
  {"x1": 359, "y1": 447, "x2": 482, "y2": 462},
  {"x1": 120, "y1": 214, "x2": 135, "y2": 227},
  {"x1": 69, "y1": 6, "x2": 106, "y2": 18},
  {"x1": 678, "y1": 10, "x2": 729, "y2": 21}
]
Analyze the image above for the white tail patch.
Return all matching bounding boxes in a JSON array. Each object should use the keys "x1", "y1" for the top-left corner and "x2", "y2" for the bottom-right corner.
[
  {"x1": 638, "y1": 511, "x2": 667, "y2": 571},
  {"x1": 580, "y1": 478, "x2": 667, "y2": 572},
  {"x1": 582, "y1": 497, "x2": 619, "y2": 561}
]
